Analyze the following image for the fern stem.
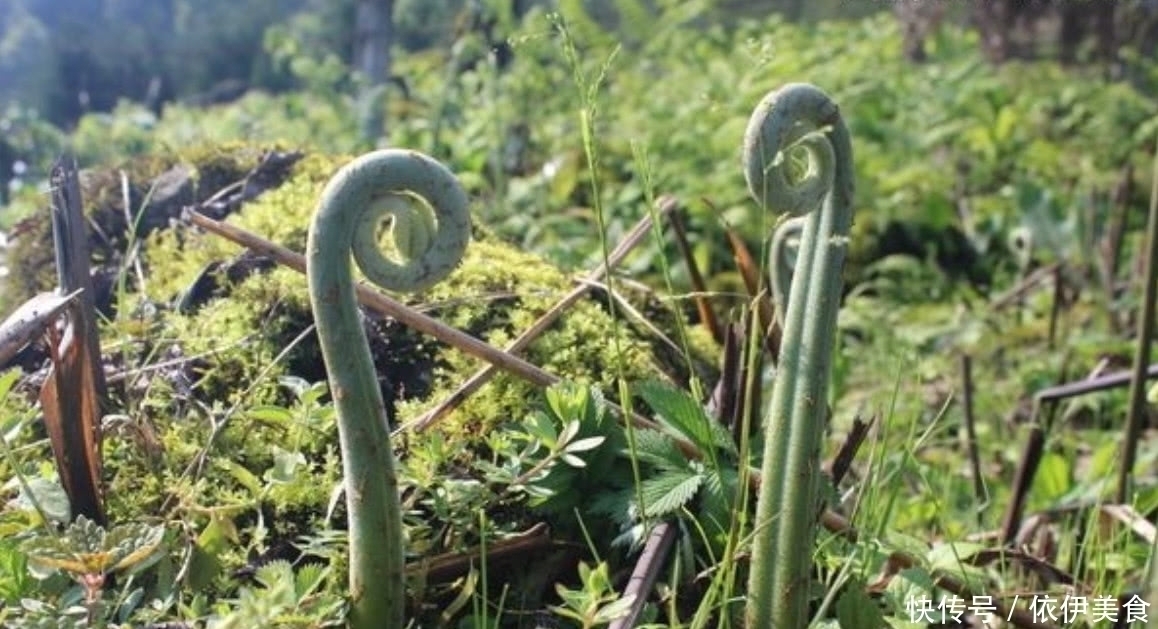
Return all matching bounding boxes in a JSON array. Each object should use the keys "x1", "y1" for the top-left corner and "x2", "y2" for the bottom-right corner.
[
  {"x1": 306, "y1": 149, "x2": 471, "y2": 629},
  {"x1": 743, "y1": 84, "x2": 854, "y2": 629}
]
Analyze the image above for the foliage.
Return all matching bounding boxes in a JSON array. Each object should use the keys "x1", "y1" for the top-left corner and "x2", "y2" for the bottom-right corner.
[
  {"x1": 551, "y1": 561, "x2": 634, "y2": 628},
  {"x1": 1, "y1": 516, "x2": 166, "y2": 628},
  {"x1": 20, "y1": 515, "x2": 165, "y2": 579},
  {"x1": 4, "y1": 5, "x2": 1158, "y2": 629},
  {"x1": 207, "y1": 560, "x2": 345, "y2": 629}
]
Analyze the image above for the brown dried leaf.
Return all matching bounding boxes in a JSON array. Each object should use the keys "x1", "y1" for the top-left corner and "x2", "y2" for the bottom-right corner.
[{"x1": 39, "y1": 315, "x2": 105, "y2": 525}]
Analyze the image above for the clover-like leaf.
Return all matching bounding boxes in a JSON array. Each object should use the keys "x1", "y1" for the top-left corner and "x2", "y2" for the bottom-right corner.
[{"x1": 21, "y1": 516, "x2": 165, "y2": 578}]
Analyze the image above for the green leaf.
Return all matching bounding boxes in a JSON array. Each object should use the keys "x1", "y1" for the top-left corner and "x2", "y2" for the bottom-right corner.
[
  {"x1": 593, "y1": 593, "x2": 636, "y2": 623},
  {"x1": 245, "y1": 405, "x2": 294, "y2": 424},
  {"x1": 926, "y1": 542, "x2": 983, "y2": 573},
  {"x1": 697, "y1": 468, "x2": 739, "y2": 549},
  {"x1": 629, "y1": 429, "x2": 689, "y2": 470},
  {"x1": 636, "y1": 379, "x2": 728, "y2": 455},
  {"x1": 264, "y1": 447, "x2": 306, "y2": 485},
  {"x1": 294, "y1": 562, "x2": 327, "y2": 599},
  {"x1": 255, "y1": 559, "x2": 294, "y2": 590},
  {"x1": 187, "y1": 515, "x2": 237, "y2": 590},
  {"x1": 1032, "y1": 451, "x2": 1071, "y2": 503},
  {"x1": 545, "y1": 382, "x2": 593, "y2": 425},
  {"x1": 0, "y1": 540, "x2": 32, "y2": 601},
  {"x1": 16, "y1": 477, "x2": 71, "y2": 524},
  {"x1": 523, "y1": 411, "x2": 557, "y2": 446},
  {"x1": 883, "y1": 567, "x2": 936, "y2": 616},
  {"x1": 836, "y1": 580, "x2": 886, "y2": 629},
  {"x1": 220, "y1": 460, "x2": 262, "y2": 496},
  {"x1": 564, "y1": 435, "x2": 606, "y2": 454},
  {"x1": 580, "y1": 560, "x2": 611, "y2": 592},
  {"x1": 561, "y1": 453, "x2": 587, "y2": 468},
  {"x1": 558, "y1": 419, "x2": 580, "y2": 446},
  {"x1": 0, "y1": 368, "x2": 21, "y2": 404},
  {"x1": 638, "y1": 468, "x2": 703, "y2": 517}
]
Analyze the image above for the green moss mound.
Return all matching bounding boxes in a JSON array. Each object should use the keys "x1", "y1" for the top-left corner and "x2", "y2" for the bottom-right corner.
[{"x1": 2, "y1": 145, "x2": 719, "y2": 591}]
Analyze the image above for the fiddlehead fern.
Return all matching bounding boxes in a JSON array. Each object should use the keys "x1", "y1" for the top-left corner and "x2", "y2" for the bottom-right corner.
[
  {"x1": 769, "y1": 215, "x2": 805, "y2": 325},
  {"x1": 743, "y1": 84, "x2": 854, "y2": 628},
  {"x1": 306, "y1": 149, "x2": 471, "y2": 629}
]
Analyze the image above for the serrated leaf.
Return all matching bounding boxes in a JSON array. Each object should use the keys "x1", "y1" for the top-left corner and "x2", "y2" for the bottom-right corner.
[
  {"x1": 295, "y1": 562, "x2": 327, "y2": 599},
  {"x1": 629, "y1": 429, "x2": 688, "y2": 470},
  {"x1": 21, "y1": 516, "x2": 164, "y2": 578},
  {"x1": 636, "y1": 379, "x2": 719, "y2": 454},
  {"x1": 638, "y1": 468, "x2": 703, "y2": 518},
  {"x1": 106, "y1": 522, "x2": 165, "y2": 573},
  {"x1": 255, "y1": 559, "x2": 294, "y2": 590},
  {"x1": 545, "y1": 382, "x2": 590, "y2": 424},
  {"x1": 698, "y1": 468, "x2": 739, "y2": 548},
  {"x1": 707, "y1": 418, "x2": 738, "y2": 457}
]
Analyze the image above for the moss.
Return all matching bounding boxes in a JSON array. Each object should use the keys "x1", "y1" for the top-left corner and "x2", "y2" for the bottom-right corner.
[
  {"x1": 3, "y1": 144, "x2": 720, "y2": 588},
  {"x1": 139, "y1": 147, "x2": 718, "y2": 451},
  {"x1": 1, "y1": 142, "x2": 290, "y2": 317}
]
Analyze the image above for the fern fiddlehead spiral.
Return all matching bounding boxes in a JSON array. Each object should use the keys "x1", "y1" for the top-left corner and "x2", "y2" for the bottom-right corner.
[
  {"x1": 743, "y1": 84, "x2": 855, "y2": 628},
  {"x1": 306, "y1": 149, "x2": 471, "y2": 629}
]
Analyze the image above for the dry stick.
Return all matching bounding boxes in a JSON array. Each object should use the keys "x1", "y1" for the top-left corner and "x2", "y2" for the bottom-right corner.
[
  {"x1": 401, "y1": 196, "x2": 679, "y2": 434},
  {"x1": 182, "y1": 209, "x2": 698, "y2": 457},
  {"x1": 577, "y1": 277, "x2": 689, "y2": 361},
  {"x1": 1118, "y1": 140, "x2": 1158, "y2": 504},
  {"x1": 827, "y1": 415, "x2": 871, "y2": 486},
  {"x1": 607, "y1": 521, "x2": 677, "y2": 629},
  {"x1": 710, "y1": 320, "x2": 741, "y2": 440},
  {"x1": 1037, "y1": 363, "x2": 1158, "y2": 402},
  {"x1": 1101, "y1": 165, "x2": 1133, "y2": 334},
  {"x1": 404, "y1": 522, "x2": 553, "y2": 583},
  {"x1": 990, "y1": 262, "x2": 1062, "y2": 311},
  {"x1": 667, "y1": 201, "x2": 724, "y2": 344},
  {"x1": 998, "y1": 360, "x2": 1158, "y2": 543},
  {"x1": 1000, "y1": 402, "x2": 1054, "y2": 545},
  {"x1": 186, "y1": 208, "x2": 560, "y2": 388},
  {"x1": 0, "y1": 290, "x2": 81, "y2": 367},
  {"x1": 960, "y1": 354, "x2": 987, "y2": 525},
  {"x1": 1047, "y1": 265, "x2": 1064, "y2": 350}
]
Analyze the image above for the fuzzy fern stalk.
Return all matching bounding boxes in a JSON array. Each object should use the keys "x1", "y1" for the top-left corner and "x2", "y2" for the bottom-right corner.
[
  {"x1": 306, "y1": 149, "x2": 471, "y2": 629},
  {"x1": 743, "y1": 84, "x2": 854, "y2": 628}
]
